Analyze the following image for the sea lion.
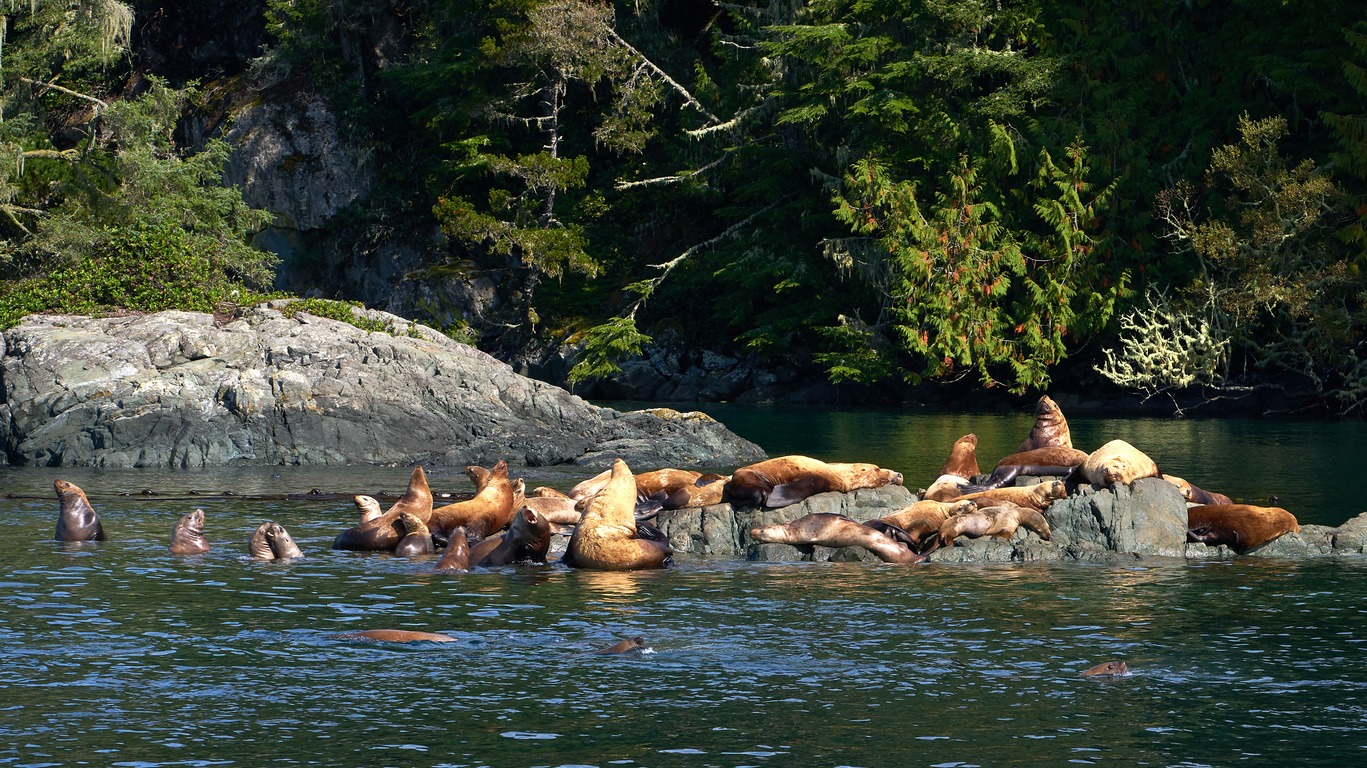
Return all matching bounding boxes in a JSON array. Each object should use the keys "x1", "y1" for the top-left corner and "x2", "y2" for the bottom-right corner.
[
  {"x1": 466, "y1": 465, "x2": 492, "y2": 492},
  {"x1": 1186, "y1": 503, "x2": 1299, "y2": 553},
  {"x1": 1016, "y1": 395, "x2": 1072, "y2": 452},
  {"x1": 1163, "y1": 475, "x2": 1234, "y2": 506},
  {"x1": 590, "y1": 636, "x2": 647, "y2": 654},
  {"x1": 1080, "y1": 661, "x2": 1130, "y2": 678},
  {"x1": 749, "y1": 513, "x2": 926, "y2": 563},
  {"x1": 393, "y1": 512, "x2": 435, "y2": 557},
  {"x1": 466, "y1": 505, "x2": 553, "y2": 566},
  {"x1": 429, "y1": 460, "x2": 516, "y2": 542},
  {"x1": 331, "y1": 629, "x2": 455, "y2": 643},
  {"x1": 333, "y1": 466, "x2": 433, "y2": 551},
  {"x1": 169, "y1": 508, "x2": 210, "y2": 555},
  {"x1": 724, "y1": 455, "x2": 904, "y2": 509},
  {"x1": 1082, "y1": 440, "x2": 1160, "y2": 487},
  {"x1": 922, "y1": 473, "x2": 975, "y2": 502},
  {"x1": 564, "y1": 459, "x2": 672, "y2": 571},
  {"x1": 521, "y1": 495, "x2": 581, "y2": 526},
  {"x1": 936, "y1": 503, "x2": 1052, "y2": 547},
  {"x1": 636, "y1": 468, "x2": 730, "y2": 511},
  {"x1": 353, "y1": 495, "x2": 384, "y2": 525},
  {"x1": 940, "y1": 433, "x2": 981, "y2": 478},
  {"x1": 956, "y1": 480, "x2": 1068, "y2": 511},
  {"x1": 248, "y1": 522, "x2": 275, "y2": 559},
  {"x1": 266, "y1": 522, "x2": 304, "y2": 559},
  {"x1": 533, "y1": 486, "x2": 571, "y2": 499},
  {"x1": 435, "y1": 527, "x2": 471, "y2": 572},
  {"x1": 982, "y1": 446, "x2": 1090, "y2": 489},
  {"x1": 54, "y1": 480, "x2": 105, "y2": 542},
  {"x1": 876, "y1": 499, "x2": 977, "y2": 547},
  {"x1": 569, "y1": 468, "x2": 612, "y2": 503}
]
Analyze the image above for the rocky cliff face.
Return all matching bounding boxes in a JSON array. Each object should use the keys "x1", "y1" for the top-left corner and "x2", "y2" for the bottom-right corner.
[{"x1": 0, "y1": 304, "x2": 765, "y2": 468}]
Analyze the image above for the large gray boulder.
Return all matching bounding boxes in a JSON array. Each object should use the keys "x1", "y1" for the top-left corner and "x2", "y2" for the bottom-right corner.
[{"x1": 0, "y1": 305, "x2": 765, "y2": 468}]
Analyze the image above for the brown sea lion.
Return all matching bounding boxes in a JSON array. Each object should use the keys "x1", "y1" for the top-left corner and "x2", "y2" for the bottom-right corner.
[
  {"x1": 937, "y1": 503, "x2": 1052, "y2": 547},
  {"x1": 521, "y1": 495, "x2": 581, "y2": 526},
  {"x1": 353, "y1": 495, "x2": 383, "y2": 525},
  {"x1": 266, "y1": 522, "x2": 304, "y2": 559},
  {"x1": 333, "y1": 466, "x2": 433, "y2": 551},
  {"x1": 956, "y1": 480, "x2": 1068, "y2": 511},
  {"x1": 983, "y1": 446, "x2": 1090, "y2": 489},
  {"x1": 590, "y1": 636, "x2": 647, "y2": 654},
  {"x1": 940, "y1": 433, "x2": 981, "y2": 478},
  {"x1": 1082, "y1": 440, "x2": 1161, "y2": 487},
  {"x1": 1163, "y1": 475, "x2": 1234, "y2": 506},
  {"x1": 331, "y1": 629, "x2": 455, "y2": 643},
  {"x1": 1016, "y1": 395, "x2": 1072, "y2": 453},
  {"x1": 54, "y1": 480, "x2": 105, "y2": 542},
  {"x1": 393, "y1": 512, "x2": 435, "y2": 557},
  {"x1": 569, "y1": 468, "x2": 612, "y2": 503},
  {"x1": 564, "y1": 459, "x2": 672, "y2": 571},
  {"x1": 429, "y1": 460, "x2": 516, "y2": 542},
  {"x1": 169, "y1": 508, "x2": 210, "y2": 555},
  {"x1": 724, "y1": 455, "x2": 905, "y2": 509},
  {"x1": 922, "y1": 474, "x2": 974, "y2": 502},
  {"x1": 749, "y1": 513, "x2": 925, "y2": 563},
  {"x1": 533, "y1": 486, "x2": 572, "y2": 499},
  {"x1": 1080, "y1": 661, "x2": 1130, "y2": 678},
  {"x1": 248, "y1": 522, "x2": 275, "y2": 559},
  {"x1": 877, "y1": 499, "x2": 978, "y2": 546},
  {"x1": 435, "y1": 527, "x2": 471, "y2": 572},
  {"x1": 1186, "y1": 503, "x2": 1299, "y2": 553},
  {"x1": 466, "y1": 465, "x2": 492, "y2": 492},
  {"x1": 636, "y1": 468, "x2": 730, "y2": 511},
  {"x1": 466, "y1": 505, "x2": 553, "y2": 566}
]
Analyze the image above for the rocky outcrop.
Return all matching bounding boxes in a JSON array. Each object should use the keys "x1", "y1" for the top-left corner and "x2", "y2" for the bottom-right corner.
[{"x1": 0, "y1": 305, "x2": 766, "y2": 468}]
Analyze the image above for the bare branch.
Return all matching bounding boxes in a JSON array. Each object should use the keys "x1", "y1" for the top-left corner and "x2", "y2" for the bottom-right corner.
[
  {"x1": 602, "y1": 27, "x2": 720, "y2": 125},
  {"x1": 615, "y1": 155, "x2": 724, "y2": 190},
  {"x1": 20, "y1": 77, "x2": 109, "y2": 110}
]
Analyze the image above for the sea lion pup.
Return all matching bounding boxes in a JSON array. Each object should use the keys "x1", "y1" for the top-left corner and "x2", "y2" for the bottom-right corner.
[
  {"x1": 169, "y1": 508, "x2": 210, "y2": 555},
  {"x1": 1186, "y1": 503, "x2": 1299, "y2": 553},
  {"x1": 1163, "y1": 475, "x2": 1234, "y2": 506},
  {"x1": 331, "y1": 629, "x2": 455, "y2": 643},
  {"x1": 1081, "y1": 661, "x2": 1130, "y2": 678},
  {"x1": 1082, "y1": 440, "x2": 1161, "y2": 488},
  {"x1": 955, "y1": 480, "x2": 1068, "y2": 512},
  {"x1": 353, "y1": 495, "x2": 384, "y2": 525},
  {"x1": 749, "y1": 514, "x2": 926, "y2": 563},
  {"x1": 248, "y1": 522, "x2": 276, "y2": 559},
  {"x1": 266, "y1": 522, "x2": 305, "y2": 559},
  {"x1": 333, "y1": 466, "x2": 433, "y2": 551},
  {"x1": 1016, "y1": 395, "x2": 1072, "y2": 452},
  {"x1": 54, "y1": 480, "x2": 105, "y2": 542},
  {"x1": 435, "y1": 527, "x2": 471, "y2": 572},
  {"x1": 393, "y1": 512, "x2": 435, "y2": 557},
  {"x1": 428, "y1": 460, "x2": 516, "y2": 543},
  {"x1": 936, "y1": 503, "x2": 1052, "y2": 548},
  {"x1": 466, "y1": 505, "x2": 553, "y2": 566},
  {"x1": 981, "y1": 446, "x2": 1090, "y2": 489},
  {"x1": 724, "y1": 455, "x2": 905, "y2": 509},
  {"x1": 564, "y1": 459, "x2": 672, "y2": 571}
]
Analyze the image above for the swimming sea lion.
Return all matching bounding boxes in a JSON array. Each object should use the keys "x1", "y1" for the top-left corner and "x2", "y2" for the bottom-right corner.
[
  {"x1": 1082, "y1": 440, "x2": 1160, "y2": 487},
  {"x1": 466, "y1": 505, "x2": 553, "y2": 566},
  {"x1": 982, "y1": 446, "x2": 1090, "y2": 489},
  {"x1": 564, "y1": 459, "x2": 672, "y2": 570},
  {"x1": 936, "y1": 503, "x2": 1052, "y2": 547},
  {"x1": 940, "y1": 433, "x2": 981, "y2": 478},
  {"x1": 333, "y1": 466, "x2": 433, "y2": 551},
  {"x1": 1016, "y1": 395, "x2": 1072, "y2": 452},
  {"x1": 1080, "y1": 661, "x2": 1130, "y2": 678},
  {"x1": 248, "y1": 522, "x2": 276, "y2": 559},
  {"x1": 724, "y1": 455, "x2": 904, "y2": 509},
  {"x1": 266, "y1": 522, "x2": 304, "y2": 559},
  {"x1": 1163, "y1": 475, "x2": 1234, "y2": 506},
  {"x1": 876, "y1": 499, "x2": 977, "y2": 546},
  {"x1": 169, "y1": 508, "x2": 210, "y2": 555},
  {"x1": 54, "y1": 480, "x2": 105, "y2": 542},
  {"x1": 435, "y1": 527, "x2": 471, "y2": 572},
  {"x1": 353, "y1": 495, "x2": 383, "y2": 525},
  {"x1": 331, "y1": 629, "x2": 455, "y2": 643},
  {"x1": 1186, "y1": 503, "x2": 1299, "y2": 553},
  {"x1": 429, "y1": 460, "x2": 516, "y2": 542},
  {"x1": 749, "y1": 513, "x2": 926, "y2": 563},
  {"x1": 393, "y1": 512, "x2": 435, "y2": 557},
  {"x1": 590, "y1": 636, "x2": 647, "y2": 654},
  {"x1": 956, "y1": 480, "x2": 1068, "y2": 511}
]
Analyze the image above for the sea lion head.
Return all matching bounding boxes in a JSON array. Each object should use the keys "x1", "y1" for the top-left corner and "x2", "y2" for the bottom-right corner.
[
  {"x1": 265, "y1": 522, "x2": 303, "y2": 559},
  {"x1": 248, "y1": 522, "x2": 275, "y2": 559},
  {"x1": 940, "y1": 434, "x2": 981, "y2": 478},
  {"x1": 1080, "y1": 660, "x2": 1129, "y2": 678},
  {"x1": 946, "y1": 499, "x2": 977, "y2": 516},
  {"x1": 466, "y1": 465, "x2": 492, "y2": 491},
  {"x1": 399, "y1": 511, "x2": 426, "y2": 534}
]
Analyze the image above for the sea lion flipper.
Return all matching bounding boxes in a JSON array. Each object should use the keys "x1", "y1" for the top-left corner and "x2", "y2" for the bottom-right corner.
[
  {"x1": 635, "y1": 519, "x2": 667, "y2": 542},
  {"x1": 765, "y1": 477, "x2": 827, "y2": 508}
]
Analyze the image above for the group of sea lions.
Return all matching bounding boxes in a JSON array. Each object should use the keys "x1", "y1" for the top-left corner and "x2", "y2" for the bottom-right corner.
[{"x1": 750, "y1": 395, "x2": 1303, "y2": 561}]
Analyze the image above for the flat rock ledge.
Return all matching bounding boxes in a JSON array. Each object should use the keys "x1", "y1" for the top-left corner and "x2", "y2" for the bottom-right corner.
[
  {"x1": 0, "y1": 305, "x2": 766, "y2": 468},
  {"x1": 657, "y1": 478, "x2": 1367, "y2": 563}
]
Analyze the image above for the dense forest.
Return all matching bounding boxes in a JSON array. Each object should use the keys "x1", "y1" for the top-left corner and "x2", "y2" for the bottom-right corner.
[{"x1": 1, "y1": 1, "x2": 1365, "y2": 413}]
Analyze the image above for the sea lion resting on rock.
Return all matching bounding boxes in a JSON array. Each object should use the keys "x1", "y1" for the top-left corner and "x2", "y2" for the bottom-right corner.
[
  {"x1": 564, "y1": 459, "x2": 672, "y2": 571},
  {"x1": 724, "y1": 455, "x2": 904, "y2": 509},
  {"x1": 870, "y1": 499, "x2": 977, "y2": 547},
  {"x1": 1016, "y1": 395, "x2": 1072, "y2": 452},
  {"x1": 749, "y1": 514, "x2": 926, "y2": 563},
  {"x1": 936, "y1": 503, "x2": 1052, "y2": 547},
  {"x1": 1186, "y1": 504, "x2": 1299, "y2": 553},
  {"x1": 54, "y1": 480, "x2": 105, "y2": 542},
  {"x1": 955, "y1": 480, "x2": 1068, "y2": 511},
  {"x1": 333, "y1": 466, "x2": 433, "y2": 551},
  {"x1": 393, "y1": 512, "x2": 435, "y2": 557},
  {"x1": 637, "y1": 468, "x2": 730, "y2": 511},
  {"x1": 464, "y1": 505, "x2": 553, "y2": 566},
  {"x1": 982, "y1": 446, "x2": 1090, "y2": 489},
  {"x1": 169, "y1": 508, "x2": 210, "y2": 555},
  {"x1": 1163, "y1": 475, "x2": 1234, "y2": 506},
  {"x1": 921, "y1": 435, "x2": 981, "y2": 502},
  {"x1": 520, "y1": 495, "x2": 581, "y2": 526},
  {"x1": 1082, "y1": 440, "x2": 1160, "y2": 487},
  {"x1": 429, "y1": 460, "x2": 516, "y2": 543}
]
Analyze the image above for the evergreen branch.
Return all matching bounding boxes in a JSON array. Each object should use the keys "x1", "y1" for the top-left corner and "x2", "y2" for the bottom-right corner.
[{"x1": 602, "y1": 27, "x2": 720, "y2": 124}]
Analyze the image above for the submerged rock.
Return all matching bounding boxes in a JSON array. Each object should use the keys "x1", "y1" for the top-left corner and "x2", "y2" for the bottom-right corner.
[{"x1": 0, "y1": 305, "x2": 765, "y2": 468}]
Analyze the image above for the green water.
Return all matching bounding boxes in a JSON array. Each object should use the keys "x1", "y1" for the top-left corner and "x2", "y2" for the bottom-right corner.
[{"x1": 3, "y1": 408, "x2": 1366, "y2": 767}]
